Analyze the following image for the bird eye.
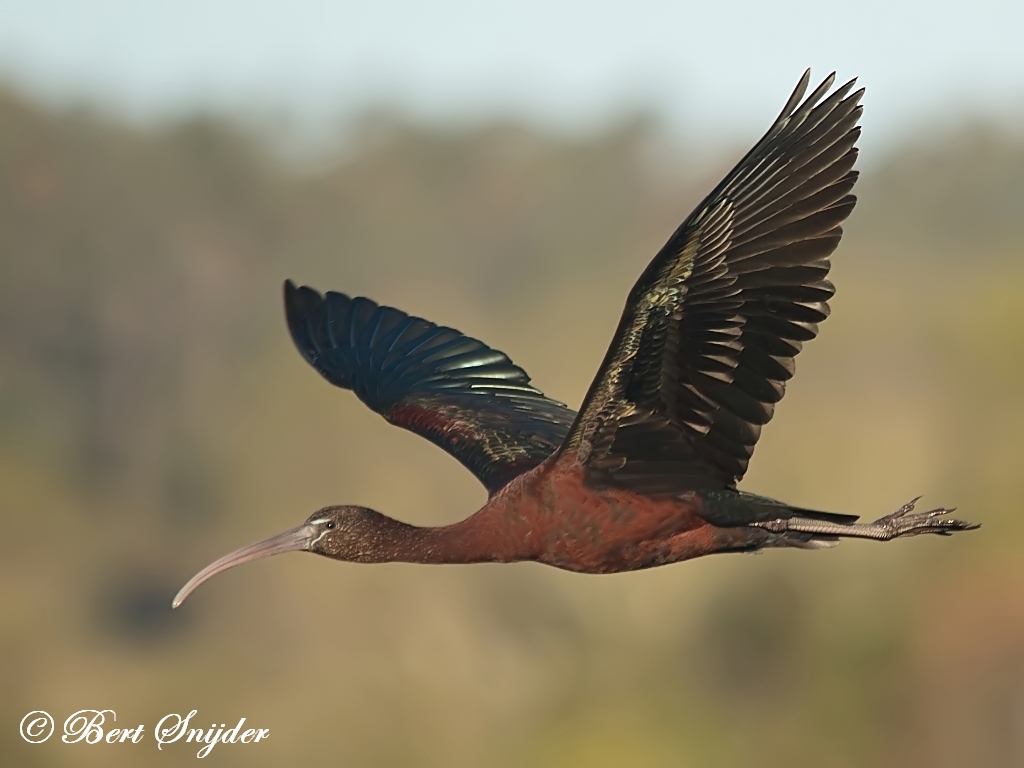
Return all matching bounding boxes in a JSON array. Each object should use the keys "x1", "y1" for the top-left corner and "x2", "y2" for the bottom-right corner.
[{"x1": 325, "y1": 521, "x2": 335, "y2": 530}]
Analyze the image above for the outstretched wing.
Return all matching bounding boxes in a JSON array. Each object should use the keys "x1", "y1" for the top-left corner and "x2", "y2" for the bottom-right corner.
[
  {"x1": 284, "y1": 282, "x2": 576, "y2": 494},
  {"x1": 566, "y1": 71, "x2": 863, "y2": 495}
]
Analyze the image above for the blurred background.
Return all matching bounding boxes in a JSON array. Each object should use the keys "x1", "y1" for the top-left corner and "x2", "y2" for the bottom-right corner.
[{"x1": 2, "y1": 1, "x2": 1023, "y2": 766}]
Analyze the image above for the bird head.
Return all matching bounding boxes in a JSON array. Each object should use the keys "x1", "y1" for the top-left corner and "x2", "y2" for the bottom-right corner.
[{"x1": 172, "y1": 505, "x2": 387, "y2": 608}]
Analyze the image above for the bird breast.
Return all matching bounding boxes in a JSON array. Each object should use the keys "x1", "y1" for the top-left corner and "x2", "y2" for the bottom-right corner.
[{"x1": 487, "y1": 453, "x2": 708, "y2": 572}]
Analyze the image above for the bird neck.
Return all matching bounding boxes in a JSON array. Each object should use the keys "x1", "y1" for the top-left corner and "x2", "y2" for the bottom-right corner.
[{"x1": 354, "y1": 507, "x2": 521, "y2": 565}]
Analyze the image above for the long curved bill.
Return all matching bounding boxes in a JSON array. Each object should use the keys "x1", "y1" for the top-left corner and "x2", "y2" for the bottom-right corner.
[{"x1": 172, "y1": 523, "x2": 319, "y2": 608}]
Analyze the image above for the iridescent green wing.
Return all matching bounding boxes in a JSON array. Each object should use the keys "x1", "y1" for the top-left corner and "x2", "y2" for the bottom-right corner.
[
  {"x1": 285, "y1": 283, "x2": 576, "y2": 494},
  {"x1": 567, "y1": 71, "x2": 863, "y2": 494}
]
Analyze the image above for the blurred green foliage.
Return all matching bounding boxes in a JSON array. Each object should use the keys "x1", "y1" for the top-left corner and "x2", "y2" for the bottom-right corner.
[{"x1": 1, "y1": 85, "x2": 1023, "y2": 767}]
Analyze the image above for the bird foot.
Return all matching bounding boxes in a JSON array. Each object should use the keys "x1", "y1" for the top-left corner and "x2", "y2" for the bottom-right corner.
[
  {"x1": 760, "y1": 496, "x2": 980, "y2": 542},
  {"x1": 868, "y1": 497, "x2": 979, "y2": 540}
]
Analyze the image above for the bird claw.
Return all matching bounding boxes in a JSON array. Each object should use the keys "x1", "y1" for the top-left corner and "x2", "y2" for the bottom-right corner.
[
  {"x1": 870, "y1": 497, "x2": 979, "y2": 540},
  {"x1": 873, "y1": 495, "x2": 921, "y2": 524}
]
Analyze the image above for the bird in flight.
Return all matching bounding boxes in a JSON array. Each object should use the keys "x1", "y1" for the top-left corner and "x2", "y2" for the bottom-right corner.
[{"x1": 174, "y1": 71, "x2": 977, "y2": 609}]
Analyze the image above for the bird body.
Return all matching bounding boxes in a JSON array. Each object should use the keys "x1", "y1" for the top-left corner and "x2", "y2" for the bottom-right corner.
[
  {"x1": 173, "y1": 71, "x2": 977, "y2": 609},
  {"x1": 466, "y1": 454, "x2": 726, "y2": 573}
]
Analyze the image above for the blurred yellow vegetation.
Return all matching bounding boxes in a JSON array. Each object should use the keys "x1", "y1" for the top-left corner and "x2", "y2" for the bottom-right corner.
[{"x1": 1, "y1": 86, "x2": 1023, "y2": 766}]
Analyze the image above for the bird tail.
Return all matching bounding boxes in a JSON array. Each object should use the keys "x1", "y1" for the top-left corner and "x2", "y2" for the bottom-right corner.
[
  {"x1": 700, "y1": 490, "x2": 859, "y2": 549},
  {"x1": 784, "y1": 504, "x2": 859, "y2": 526},
  {"x1": 757, "y1": 503, "x2": 860, "y2": 550}
]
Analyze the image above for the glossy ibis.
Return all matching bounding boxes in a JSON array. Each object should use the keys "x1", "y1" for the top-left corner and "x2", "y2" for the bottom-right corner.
[{"x1": 173, "y1": 71, "x2": 978, "y2": 609}]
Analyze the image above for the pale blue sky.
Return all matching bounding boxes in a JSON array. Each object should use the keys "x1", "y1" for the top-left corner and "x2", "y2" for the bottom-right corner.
[{"x1": 0, "y1": 0, "x2": 1021, "y2": 147}]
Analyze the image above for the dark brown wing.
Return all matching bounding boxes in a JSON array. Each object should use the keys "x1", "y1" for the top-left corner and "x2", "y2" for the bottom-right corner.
[
  {"x1": 566, "y1": 71, "x2": 863, "y2": 494},
  {"x1": 284, "y1": 282, "x2": 576, "y2": 494}
]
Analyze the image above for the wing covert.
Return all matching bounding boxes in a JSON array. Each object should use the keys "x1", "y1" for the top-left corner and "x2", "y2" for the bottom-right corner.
[{"x1": 284, "y1": 282, "x2": 576, "y2": 494}]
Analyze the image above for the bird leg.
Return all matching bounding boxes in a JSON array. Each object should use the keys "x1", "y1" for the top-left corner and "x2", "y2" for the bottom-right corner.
[{"x1": 752, "y1": 497, "x2": 980, "y2": 541}]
